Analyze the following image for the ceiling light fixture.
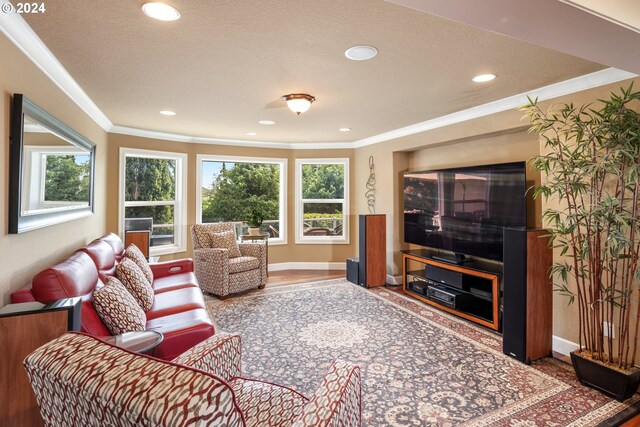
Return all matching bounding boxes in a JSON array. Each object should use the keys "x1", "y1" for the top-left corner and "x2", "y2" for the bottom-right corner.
[
  {"x1": 282, "y1": 94, "x2": 315, "y2": 115},
  {"x1": 142, "y1": 2, "x2": 181, "y2": 21},
  {"x1": 345, "y1": 45, "x2": 378, "y2": 61},
  {"x1": 472, "y1": 73, "x2": 496, "y2": 83},
  {"x1": 338, "y1": 127, "x2": 351, "y2": 132},
  {"x1": 258, "y1": 120, "x2": 276, "y2": 125},
  {"x1": 246, "y1": 132, "x2": 257, "y2": 136},
  {"x1": 159, "y1": 110, "x2": 176, "y2": 116}
]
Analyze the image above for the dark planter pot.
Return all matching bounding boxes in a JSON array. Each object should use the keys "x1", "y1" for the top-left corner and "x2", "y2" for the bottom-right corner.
[{"x1": 571, "y1": 351, "x2": 640, "y2": 402}]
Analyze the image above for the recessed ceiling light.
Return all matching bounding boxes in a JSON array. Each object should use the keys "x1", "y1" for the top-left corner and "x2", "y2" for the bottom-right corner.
[
  {"x1": 246, "y1": 132, "x2": 257, "y2": 136},
  {"x1": 159, "y1": 110, "x2": 176, "y2": 116},
  {"x1": 142, "y1": 2, "x2": 181, "y2": 21},
  {"x1": 472, "y1": 73, "x2": 496, "y2": 83},
  {"x1": 338, "y1": 128, "x2": 351, "y2": 132},
  {"x1": 258, "y1": 120, "x2": 276, "y2": 125},
  {"x1": 345, "y1": 45, "x2": 378, "y2": 61}
]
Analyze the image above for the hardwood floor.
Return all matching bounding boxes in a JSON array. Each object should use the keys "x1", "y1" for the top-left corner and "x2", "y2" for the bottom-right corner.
[
  {"x1": 622, "y1": 416, "x2": 640, "y2": 426},
  {"x1": 266, "y1": 269, "x2": 344, "y2": 287}
]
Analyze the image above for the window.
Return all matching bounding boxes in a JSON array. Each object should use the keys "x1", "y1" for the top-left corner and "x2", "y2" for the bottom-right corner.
[
  {"x1": 295, "y1": 158, "x2": 349, "y2": 244},
  {"x1": 196, "y1": 155, "x2": 287, "y2": 244},
  {"x1": 119, "y1": 148, "x2": 187, "y2": 255},
  {"x1": 22, "y1": 146, "x2": 91, "y2": 213}
]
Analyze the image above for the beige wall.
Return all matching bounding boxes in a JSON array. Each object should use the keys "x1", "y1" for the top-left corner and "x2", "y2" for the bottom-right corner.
[
  {"x1": 107, "y1": 133, "x2": 356, "y2": 264},
  {"x1": 0, "y1": 34, "x2": 108, "y2": 305}
]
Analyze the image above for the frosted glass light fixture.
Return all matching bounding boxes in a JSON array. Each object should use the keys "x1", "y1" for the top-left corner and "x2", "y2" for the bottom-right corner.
[{"x1": 282, "y1": 94, "x2": 316, "y2": 115}]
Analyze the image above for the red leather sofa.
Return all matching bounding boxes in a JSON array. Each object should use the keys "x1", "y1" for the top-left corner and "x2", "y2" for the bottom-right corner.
[{"x1": 11, "y1": 233, "x2": 215, "y2": 360}]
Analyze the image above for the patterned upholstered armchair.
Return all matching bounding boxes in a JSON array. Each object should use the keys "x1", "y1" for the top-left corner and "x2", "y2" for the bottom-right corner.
[
  {"x1": 24, "y1": 332, "x2": 362, "y2": 427},
  {"x1": 191, "y1": 223, "x2": 267, "y2": 298}
]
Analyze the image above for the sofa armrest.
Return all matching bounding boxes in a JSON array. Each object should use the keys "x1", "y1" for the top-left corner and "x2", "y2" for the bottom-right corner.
[
  {"x1": 171, "y1": 333, "x2": 242, "y2": 381},
  {"x1": 293, "y1": 360, "x2": 361, "y2": 427},
  {"x1": 11, "y1": 284, "x2": 36, "y2": 303},
  {"x1": 238, "y1": 242, "x2": 265, "y2": 259},
  {"x1": 150, "y1": 258, "x2": 194, "y2": 279}
]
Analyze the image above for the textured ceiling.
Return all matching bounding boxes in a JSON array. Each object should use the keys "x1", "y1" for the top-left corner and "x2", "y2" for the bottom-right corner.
[{"x1": 23, "y1": 0, "x2": 604, "y2": 143}]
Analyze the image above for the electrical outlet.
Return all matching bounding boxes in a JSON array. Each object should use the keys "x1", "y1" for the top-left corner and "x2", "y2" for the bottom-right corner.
[{"x1": 603, "y1": 321, "x2": 615, "y2": 338}]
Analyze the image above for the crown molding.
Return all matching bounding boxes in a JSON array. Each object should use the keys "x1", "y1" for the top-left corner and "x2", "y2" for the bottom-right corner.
[
  {"x1": 110, "y1": 125, "x2": 353, "y2": 150},
  {"x1": 0, "y1": 12, "x2": 113, "y2": 131},
  {"x1": 353, "y1": 67, "x2": 637, "y2": 148},
  {"x1": 2, "y1": 13, "x2": 636, "y2": 150}
]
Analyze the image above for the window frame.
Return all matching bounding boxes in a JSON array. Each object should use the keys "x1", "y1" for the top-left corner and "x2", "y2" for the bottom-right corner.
[
  {"x1": 295, "y1": 158, "x2": 349, "y2": 244},
  {"x1": 196, "y1": 154, "x2": 288, "y2": 245},
  {"x1": 119, "y1": 147, "x2": 188, "y2": 256},
  {"x1": 22, "y1": 145, "x2": 91, "y2": 212}
]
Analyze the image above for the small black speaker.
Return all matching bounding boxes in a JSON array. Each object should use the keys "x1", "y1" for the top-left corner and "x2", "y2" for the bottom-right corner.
[
  {"x1": 346, "y1": 258, "x2": 359, "y2": 285},
  {"x1": 425, "y1": 264, "x2": 463, "y2": 289},
  {"x1": 503, "y1": 227, "x2": 528, "y2": 363}
]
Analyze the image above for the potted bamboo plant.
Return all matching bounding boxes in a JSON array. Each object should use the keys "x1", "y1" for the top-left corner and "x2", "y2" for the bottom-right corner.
[
  {"x1": 521, "y1": 84, "x2": 640, "y2": 401},
  {"x1": 246, "y1": 208, "x2": 264, "y2": 236}
]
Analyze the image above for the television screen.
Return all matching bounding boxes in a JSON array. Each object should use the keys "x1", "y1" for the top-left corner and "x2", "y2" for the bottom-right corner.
[{"x1": 403, "y1": 161, "x2": 526, "y2": 261}]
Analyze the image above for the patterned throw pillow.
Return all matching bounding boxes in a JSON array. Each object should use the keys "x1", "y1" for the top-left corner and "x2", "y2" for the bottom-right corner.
[
  {"x1": 210, "y1": 230, "x2": 242, "y2": 258},
  {"x1": 116, "y1": 258, "x2": 154, "y2": 311},
  {"x1": 93, "y1": 277, "x2": 146, "y2": 335},
  {"x1": 123, "y1": 243, "x2": 154, "y2": 284}
]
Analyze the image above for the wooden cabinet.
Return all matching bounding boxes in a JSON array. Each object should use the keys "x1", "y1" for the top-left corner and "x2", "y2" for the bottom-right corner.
[
  {"x1": 125, "y1": 230, "x2": 150, "y2": 258},
  {"x1": 402, "y1": 251, "x2": 501, "y2": 330},
  {"x1": 0, "y1": 298, "x2": 81, "y2": 426}
]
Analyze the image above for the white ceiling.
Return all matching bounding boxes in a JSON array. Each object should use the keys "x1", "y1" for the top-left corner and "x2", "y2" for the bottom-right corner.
[{"x1": 3, "y1": 0, "x2": 638, "y2": 146}]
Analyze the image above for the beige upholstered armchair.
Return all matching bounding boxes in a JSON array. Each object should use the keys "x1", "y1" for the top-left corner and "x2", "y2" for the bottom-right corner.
[
  {"x1": 24, "y1": 332, "x2": 362, "y2": 426},
  {"x1": 191, "y1": 223, "x2": 267, "y2": 298}
]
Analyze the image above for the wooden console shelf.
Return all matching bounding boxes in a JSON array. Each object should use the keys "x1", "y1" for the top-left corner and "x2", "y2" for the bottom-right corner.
[{"x1": 402, "y1": 251, "x2": 501, "y2": 331}]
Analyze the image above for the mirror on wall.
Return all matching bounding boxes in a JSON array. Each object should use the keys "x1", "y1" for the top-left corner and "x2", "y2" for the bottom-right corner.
[{"x1": 9, "y1": 94, "x2": 96, "y2": 233}]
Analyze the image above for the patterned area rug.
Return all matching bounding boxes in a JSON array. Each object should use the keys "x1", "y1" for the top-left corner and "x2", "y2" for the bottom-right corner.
[{"x1": 206, "y1": 279, "x2": 640, "y2": 426}]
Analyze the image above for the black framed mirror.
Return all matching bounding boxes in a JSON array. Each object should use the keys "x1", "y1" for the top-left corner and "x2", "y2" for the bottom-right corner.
[{"x1": 9, "y1": 94, "x2": 96, "y2": 233}]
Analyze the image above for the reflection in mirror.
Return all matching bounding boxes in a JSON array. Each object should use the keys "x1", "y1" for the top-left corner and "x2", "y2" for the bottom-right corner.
[
  {"x1": 21, "y1": 116, "x2": 91, "y2": 215},
  {"x1": 9, "y1": 94, "x2": 96, "y2": 233}
]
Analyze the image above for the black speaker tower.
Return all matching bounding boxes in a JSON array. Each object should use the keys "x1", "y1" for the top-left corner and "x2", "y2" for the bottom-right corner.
[{"x1": 502, "y1": 228, "x2": 552, "y2": 364}]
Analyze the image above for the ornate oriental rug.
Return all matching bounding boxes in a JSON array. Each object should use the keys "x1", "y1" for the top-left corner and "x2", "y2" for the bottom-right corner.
[{"x1": 206, "y1": 279, "x2": 640, "y2": 426}]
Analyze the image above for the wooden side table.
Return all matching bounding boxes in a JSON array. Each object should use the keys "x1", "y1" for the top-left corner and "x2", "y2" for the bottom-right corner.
[
  {"x1": 0, "y1": 298, "x2": 81, "y2": 427},
  {"x1": 239, "y1": 232, "x2": 269, "y2": 277}
]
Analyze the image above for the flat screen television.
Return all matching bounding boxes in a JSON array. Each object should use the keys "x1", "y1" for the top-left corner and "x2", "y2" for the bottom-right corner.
[{"x1": 403, "y1": 161, "x2": 526, "y2": 262}]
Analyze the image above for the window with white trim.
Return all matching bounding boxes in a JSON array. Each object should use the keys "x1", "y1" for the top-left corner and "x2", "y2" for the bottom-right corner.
[
  {"x1": 295, "y1": 158, "x2": 349, "y2": 244},
  {"x1": 22, "y1": 146, "x2": 91, "y2": 213},
  {"x1": 119, "y1": 148, "x2": 187, "y2": 256},
  {"x1": 196, "y1": 155, "x2": 287, "y2": 244}
]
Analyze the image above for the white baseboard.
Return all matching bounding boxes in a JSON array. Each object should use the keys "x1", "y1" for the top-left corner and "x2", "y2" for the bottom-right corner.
[
  {"x1": 269, "y1": 262, "x2": 347, "y2": 272},
  {"x1": 552, "y1": 335, "x2": 579, "y2": 356}
]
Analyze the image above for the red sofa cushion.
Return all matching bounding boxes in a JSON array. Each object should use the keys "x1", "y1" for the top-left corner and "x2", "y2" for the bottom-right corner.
[
  {"x1": 145, "y1": 287, "x2": 206, "y2": 320},
  {"x1": 32, "y1": 251, "x2": 99, "y2": 301},
  {"x1": 31, "y1": 251, "x2": 110, "y2": 336},
  {"x1": 152, "y1": 271, "x2": 199, "y2": 293},
  {"x1": 11, "y1": 285, "x2": 35, "y2": 303},
  {"x1": 78, "y1": 240, "x2": 116, "y2": 282},
  {"x1": 97, "y1": 233, "x2": 125, "y2": 261},
  {"x1": 146, "y1": 309, "x2": 216, "y2": 360}
]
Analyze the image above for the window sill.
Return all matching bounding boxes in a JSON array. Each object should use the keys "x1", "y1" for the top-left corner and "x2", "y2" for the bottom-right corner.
[
  {"x1": 150, "y1": 244, "x2": 186, "y2": 257},
  {"x1": 295, "y1": 238, "x2": 350, "y2": 245}
]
